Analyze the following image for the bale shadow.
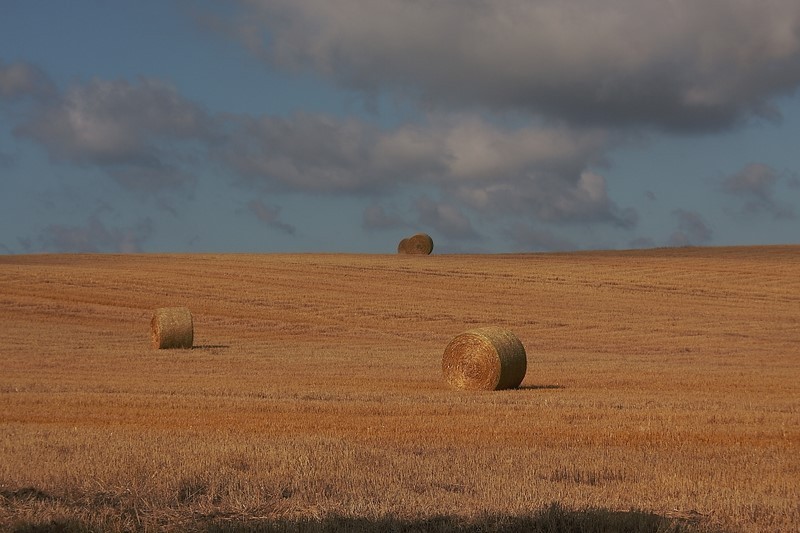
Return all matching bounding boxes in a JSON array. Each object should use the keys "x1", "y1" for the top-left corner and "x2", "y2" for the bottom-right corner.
[
  {"x1": 519, "y1": 384, "x2": 565, "y2": 390},
  {"x1": 224, "y1": 504, "x2": 719, "y2": 532},
  {"x1": 192, "y1": 345, "x2": 230, "y2": 350},
  {"x1": 0, "y1": 487, "x2": 55, "y2": 503},
  {"x1": 213, "y1": 507, "x2": 713, "y2": 533},
  {"x1": 4, "y1": 503, "x2": 720, "y2": 533}
]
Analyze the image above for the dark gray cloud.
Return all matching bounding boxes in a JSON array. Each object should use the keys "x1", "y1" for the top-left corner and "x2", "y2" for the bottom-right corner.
[
  {"x1": 415, "y1": 196, "x2": 480, "y2": 240},
  {"x1": 38, "y1": 216, "x2": 154, "y2": 253},
  {"x1": 246, "y1": 199, "x2": 296, "y2": 234},
  {"x1": 221, "y1": 0, "x2": 800, "y2": 132},
  {"x1": 14, "y1": 77, "x2": 212, "y2": 193},
  {"x1": 0, "y1": 59, "x2": 56, "y2": 102},
  {"x1": 722, "y1": 163, "x2": 796, "y2": 219},
  {"x1": 669, "y1": 209, "x2": 713, "y2": 247}
]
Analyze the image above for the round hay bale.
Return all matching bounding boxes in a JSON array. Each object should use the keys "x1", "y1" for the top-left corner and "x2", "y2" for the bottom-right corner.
[
  {"x1": 398, "y1": 233, "x2": 433, "y2": 255},
  {"x1": 151, "y1": 307, "x2": 193, "y2": 349},
  {"x1": 397, "y1": 237, "x2": 409, "y2": 253},
  {"x1": 442, "y1": 327, "x2": 526, "y2": 390}
]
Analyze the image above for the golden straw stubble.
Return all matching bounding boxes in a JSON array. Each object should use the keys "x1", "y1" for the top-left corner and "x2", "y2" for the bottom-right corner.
[
  {"x1": 442, "y1": 327, "x2": 527, "y2": 390},
  {"x1": 151, "y1": 307, "x2": 193, "y2": 349},
  {"x1": 397, "y1": 233, "x2": 433, "y2": 255}
]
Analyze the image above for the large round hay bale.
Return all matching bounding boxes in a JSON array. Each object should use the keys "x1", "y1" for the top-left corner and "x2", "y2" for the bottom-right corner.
[
  {"x1": 151, "y1": 307, "x2": 193, "y2": 349},
  {"x1": 398, "y1": 233, "x2": 433, "y2": 255},
  {"x1": 442, "y1": 327, "x2": 526, "y2": 390}
]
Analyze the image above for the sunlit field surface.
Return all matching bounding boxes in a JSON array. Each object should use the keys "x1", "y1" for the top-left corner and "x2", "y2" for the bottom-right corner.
[{"x1": 1, "y1": 247, "x2": 798, "y2": 532}]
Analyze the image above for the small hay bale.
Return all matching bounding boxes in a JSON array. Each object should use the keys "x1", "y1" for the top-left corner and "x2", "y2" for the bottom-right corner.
[
  {"x1": 442, "y1": 327, "x2": 526, "y2": 390},
  {"x1": 151, "y1": 307, "x2": 193, "y2": 349},
  {"x1": 397, "y1": 233, "x2": 433, "y2": 255}
]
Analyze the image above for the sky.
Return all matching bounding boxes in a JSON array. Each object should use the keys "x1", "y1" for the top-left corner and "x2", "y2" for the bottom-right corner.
[{"x1": 1, "y1": 0, "x2": 799, "y2": 254}]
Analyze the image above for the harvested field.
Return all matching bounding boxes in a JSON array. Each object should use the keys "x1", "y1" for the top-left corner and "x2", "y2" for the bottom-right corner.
[{"x1": 0, "y1": 246, "x2": 798, "y2": 532}]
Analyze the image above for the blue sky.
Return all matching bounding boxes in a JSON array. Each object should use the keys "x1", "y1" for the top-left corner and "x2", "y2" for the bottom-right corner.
[{"x1": 1, "y1": 0, "x2": 799, "y2": 254}]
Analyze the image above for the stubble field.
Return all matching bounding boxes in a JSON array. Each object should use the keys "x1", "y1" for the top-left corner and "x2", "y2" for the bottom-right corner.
[{"x1": 0, "y1": 246, "x2": 798, "y2": 532}]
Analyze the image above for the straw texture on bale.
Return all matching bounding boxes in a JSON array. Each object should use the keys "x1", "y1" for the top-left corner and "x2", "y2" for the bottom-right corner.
[
  {"x1": 442, "y1": 327, "x2": 527, "y2": 390},
  {"x1": 151, "y1": 307, "x2": 193, "y2": 349},
  {"x1": 397, "y1": 233, "x2": 433, "y2": 255}
]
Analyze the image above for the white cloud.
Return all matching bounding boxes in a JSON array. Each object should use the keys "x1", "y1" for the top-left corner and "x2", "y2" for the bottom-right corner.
[
  {"x1": 453, "y1": 170, "x2": 638, "y2": 227},
  {"x1": 216, "y1": 112, "x2": 632, "y2": 227}
]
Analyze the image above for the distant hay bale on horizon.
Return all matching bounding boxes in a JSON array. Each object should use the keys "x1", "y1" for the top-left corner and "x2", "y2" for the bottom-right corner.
[
  {"x1": 442, "y1": 327, "x2": 527, "y2": 391},
  {"x1": 397, "y1": 233, "x2": 433, "y2": 255},
  {"x1": 151, "y1": 307, "x2": 193, "y2": 349}
]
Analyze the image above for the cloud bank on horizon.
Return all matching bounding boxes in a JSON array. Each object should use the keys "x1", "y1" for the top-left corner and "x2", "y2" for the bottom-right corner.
[{"x1": 1, "y1": 0, "x2": 799, "y2": 253}]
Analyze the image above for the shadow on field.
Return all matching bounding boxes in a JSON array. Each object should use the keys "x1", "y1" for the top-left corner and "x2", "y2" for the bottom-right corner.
[
  {"x1": 519, "y1": 383, "x2": 565, "y2": 390},
  {"x1": 210, "y1": 506, "x2": 715, "y2": 533},
  {"x1": 4, "y1": 500, "x2": 720, "y2": 533},
  {"x1": 193, "y1": 344, "x2": 231, "y2": 350}
]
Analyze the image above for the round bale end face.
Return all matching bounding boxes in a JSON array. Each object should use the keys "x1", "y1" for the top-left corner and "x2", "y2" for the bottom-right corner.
[
  {"x1": 151, "y1": 307, "x2": 194, "y2": 349},
  {"x1": 442, "y1": 327, "x2": 526, "y2": 390}
]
